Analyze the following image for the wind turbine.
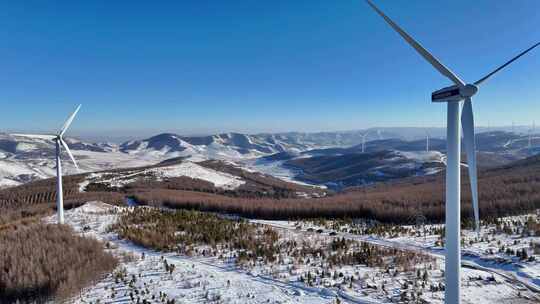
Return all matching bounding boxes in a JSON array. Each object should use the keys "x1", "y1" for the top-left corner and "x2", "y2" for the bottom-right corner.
[
  {"x1": 13, "y1": 105, "x2": 82, "y2": 224},
  {"x1": 360, "y1": 131, "x2": 370, "y2": 152},
  {"x1": 534, "y1": 121, "x2": 536, "y2": 144},
  {"x1": 528, "y1": 121, "x2": 535, "y2": 148},
  {"x1": 365, "y1": 1, "x2": 539, "y2": 303},
  {"x1": 425, "y1": 129, "x2": 430, "y2": 152}
]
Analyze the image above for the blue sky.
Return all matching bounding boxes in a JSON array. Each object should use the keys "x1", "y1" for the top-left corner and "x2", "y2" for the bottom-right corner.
[{"x1": 1, "y1": 0, "x2": 539, "y2": 138}]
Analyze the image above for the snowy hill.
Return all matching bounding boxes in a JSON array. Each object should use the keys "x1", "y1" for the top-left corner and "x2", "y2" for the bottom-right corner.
[
  {"x1": 0, "y1": 133, "x2": 157, "y2": 188},
  {"x1": 118, "y1": 130, "x2": 423, "y2": 161},
  {"x1": 119, "y1": 132, "x2": 321, "y2": 161},
  {"x1": 1, "y1": 130, "x2": 540, "y2": 189},
  {"x1": 284, "y1": 150, "x2": 446, "y2": 189},
  {"x1": 80, "y1": 160, "x2": 246, "y2": 191},
  {"x1": 253, "y1": 131, "x2": 540, "y2": 189}
]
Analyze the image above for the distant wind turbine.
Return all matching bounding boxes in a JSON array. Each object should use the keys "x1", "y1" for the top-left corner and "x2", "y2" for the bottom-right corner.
[
  {"x1": 361, "y1": 132, "x2": 369, "y2": 153},
  {"x1": 425, "y1": 130, "x2": 430, "y2": 152},
  {"x1": 528, "y1": 121, "x2": 535, "y2": 148},
  {"x1": 365, "y1": 1, "x2": 539, "y2": 303},
  {"x1": 13, "y1": 105, "x2": 82, "y2": 224}
]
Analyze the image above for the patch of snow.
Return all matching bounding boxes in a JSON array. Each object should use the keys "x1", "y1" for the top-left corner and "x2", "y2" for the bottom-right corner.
[
  {"x1": 0, "y1": 178, "x2": 22, "y2": 188},
  {"x1": 399, "y1": 151, "x2": 445, "y2": 163},
  {"x1": 239, "y1": 158, "x2": 326, "y2": 189},
  {"x1": 153, "y1": 162, "x2": 245, "y2": 190},
  {"x1": 79, "y1": 161, "x2": 245, "y2": 190}
]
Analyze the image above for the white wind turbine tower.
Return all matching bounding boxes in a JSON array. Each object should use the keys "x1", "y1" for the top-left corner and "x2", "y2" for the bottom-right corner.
[
  {"x1": 425, "y1": 130, "x2": 430, "y2": 152},
  {"x1": 533, "y1": 121, "x2": 536, "y2": 147},
  {"x1": 360, "y1": 131, "x2": 370, "y2": 152},
  {"x1": 13, "y1": 105, "x2": 82, "y2": 224},
  {"x1": 365, "y1": 1, "x2": 539, "y2": 303},
  {"x1": 528, "y1": 121, "x2": 535, "y2": 149}
]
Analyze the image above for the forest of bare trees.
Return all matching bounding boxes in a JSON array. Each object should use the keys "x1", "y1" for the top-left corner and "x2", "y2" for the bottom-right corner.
[
  {"x1": 0, "y1": 223, "x2": 118, "y2": 303},
  {"x1": 112, "y1": 208, "x2": 435, "y2": 273},
  {"x1": 0, "y1": 174, "x2": 123, "y2": 227},
  {"x1": 1, "y1": 156, "x2": 539, "y2": 228},
  {"x1": 131, "y1": 156, "x2": 540, "y2": 223}
]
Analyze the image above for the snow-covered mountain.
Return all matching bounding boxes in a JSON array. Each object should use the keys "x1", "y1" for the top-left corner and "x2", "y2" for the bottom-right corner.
[
  {"x1": 1, "y1": 130, "x2": 539, "y2": 189},
  {"x1": 0, "y1": 133, "x2": 156, "y2": 188},
  {"x1": 80, "y1": 161, "x2": 247, "y2": 191},
  {"x1": 119, "y1": 133, "x2": 285, "y2": 160},
  {"x1": 118, "y1": 132, "x2": 362, "y2": 160},
  {"x1": 0, "y1": 130, "x2": 393, "y2": 189},
  {"x1": 242, "y1": 131, "x2": 540, "y2": 189},
  {"x1": 116, "y1": 130, "x2": 415, "y2": 160},
  {"x1": 278, "y1": 150, "x2": 446, "y2": 189}
]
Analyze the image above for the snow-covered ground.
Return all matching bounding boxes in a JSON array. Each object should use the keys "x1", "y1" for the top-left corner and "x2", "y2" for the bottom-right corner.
[
  {"x1": 46, "y1": 202, "x2": 347, "y2": 304},
  {"x1": 239, "y1": 158, "x2": 327, "y2": 188},
  {"x1": 42, "y1": 202, "x2": 539, "y2": 304},
  {"x1": 240, "y1": 159, "x2": 297, "y2": 181},
  {"x1": 398, "y1": 151, "x2": 445, "y2": 164},
  {"x1": 79, "y1": 161, "x2": 245, "y2": 191},
  {"x1": 0, "y1": 158, "x2": 52, "y2": 187},
  {"x1": 0, "y1": 150, "x2": 159, "y2": 189},
  {"x1": 121, "y1": 137, "x2": 269, "y2": 163},
  {"x1": 73, "y1": 150, "x2": 159, "y2": 172},
  {"x1": 254, "y1": 216, "x2": 540, "y2": 302}
]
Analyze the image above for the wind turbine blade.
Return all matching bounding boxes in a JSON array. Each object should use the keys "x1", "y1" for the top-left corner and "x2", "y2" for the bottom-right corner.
[
  {"x1": 59, "y1": 138, "x2": 79, "y2": 171},
  {"x1": 474, "y1": 42, "x2": 540, "y2": 86},
  {"x1": 11, "y1": 133, "x2": 56, "y2": 140},
  {"x1": 365, "y1": 0, "x2": 465, "y2": 87},
  {"x1": 59, "y1": 104, "x2": 82, "y2": 137},
  {"x1": 461, "y1": 98, "x2": 479, "y2": 232}
]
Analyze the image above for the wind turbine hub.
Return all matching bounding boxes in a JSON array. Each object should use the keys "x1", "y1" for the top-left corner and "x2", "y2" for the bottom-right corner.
[{"x1": 460, "y1": 84, "x2": 478, "y2": 98}]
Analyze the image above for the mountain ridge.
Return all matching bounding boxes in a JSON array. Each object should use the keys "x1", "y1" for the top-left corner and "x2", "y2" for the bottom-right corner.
[{"x1": 1, "y1": 130, "x2": 539, "y2": 189}]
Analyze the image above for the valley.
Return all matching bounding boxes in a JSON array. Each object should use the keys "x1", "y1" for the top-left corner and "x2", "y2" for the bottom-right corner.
[
  {"x1": 1, "y1": 129, "x2": 539, "y2": 304},
  {"x1": 1, "y1": 129, "x2": 539, "y2": 190}
]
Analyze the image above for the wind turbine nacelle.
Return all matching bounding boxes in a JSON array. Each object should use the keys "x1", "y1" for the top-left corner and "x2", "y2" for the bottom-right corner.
[
  {"x1": 431, "y1": 85, "x2": 463, "y2": 102},
  {"x1": 432, "y1": 84, "x2": 478, "y2": 102}
]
